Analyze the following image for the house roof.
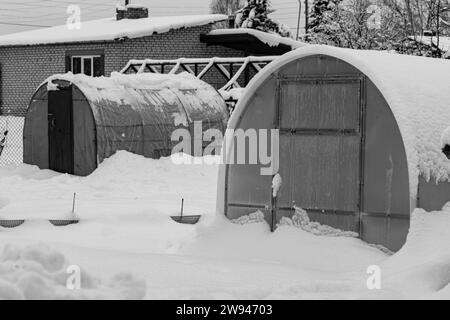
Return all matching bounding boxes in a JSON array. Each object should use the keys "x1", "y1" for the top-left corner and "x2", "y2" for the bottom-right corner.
[
  {"x1": 0, "y1": 14, "x2": 228, "y2": 47},
  {"x1": 201, "y1": 28, "x2": 307, "y2": 55}
]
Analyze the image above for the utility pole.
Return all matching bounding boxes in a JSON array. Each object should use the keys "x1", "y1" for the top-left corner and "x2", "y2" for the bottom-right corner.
[
  {"x1": 296, "y1": 0, "x2": 302, "y2": 40},
  {"x1": 437, "y1": 0, "x2": 441, "y2": 57},
  {"x1": 304, "y1": 0, "x2": 309, "y2": 36}
]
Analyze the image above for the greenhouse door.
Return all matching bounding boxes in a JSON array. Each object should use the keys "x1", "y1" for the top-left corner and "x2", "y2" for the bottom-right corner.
[
  {"x1": 274, "y1": 77, "x2": 363, "y2": 233},
  {"x1": 48, "y1": 86, "x2": 74, "y2": 174}
]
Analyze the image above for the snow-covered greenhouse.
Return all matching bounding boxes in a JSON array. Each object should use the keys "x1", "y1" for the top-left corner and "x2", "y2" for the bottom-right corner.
[
  {"x1": 217, "y1": 45, "x2": 450, "y2": 251},
  {"x1": 24, "y1": 72, "x2": 228, "y2": 176}
]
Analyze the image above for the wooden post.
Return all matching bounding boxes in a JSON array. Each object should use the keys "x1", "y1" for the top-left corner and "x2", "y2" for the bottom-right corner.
[
  {"x1": 181, "y1": 198, "x2": 184, "y2": 218},
  {"x1": 72, "y1": 193, "x2": 76, "y2": 215}
]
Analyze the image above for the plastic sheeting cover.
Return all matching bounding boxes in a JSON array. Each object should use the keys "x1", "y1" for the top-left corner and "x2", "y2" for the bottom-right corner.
[{"x1": 44, "y1": 72, "x2": 228, "y2": 163}]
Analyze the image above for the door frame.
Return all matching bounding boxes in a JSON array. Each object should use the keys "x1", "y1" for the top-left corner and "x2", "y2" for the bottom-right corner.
[
  {"x1": 48, "y1": 84, "x2": 74, "y2": 174},
  {"x1": 272, "y1": 74, "x2": 366, "y2": 233}
]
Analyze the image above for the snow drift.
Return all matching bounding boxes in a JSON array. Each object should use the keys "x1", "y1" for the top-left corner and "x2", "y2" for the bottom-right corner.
[
  {"x1": 0, "y1": 151, "x2": 219, "y2": 221},
  {"x1": 2, "y1": 150, "x2": 450, "y2": 299},
  {"x1": 378, "y1": 206, "x2": 450, "y2": 298},
  {"x1": 0, "y1": 243, "x2": 146, "y2": 300}
]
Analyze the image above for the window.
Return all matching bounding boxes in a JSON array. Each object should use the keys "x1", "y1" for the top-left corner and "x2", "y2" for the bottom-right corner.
[
  {"x1": 71, "y1": 56, "x2": 102, "y2": 77},
  {"x1": 66, "y1": 50, "x2": 104, "y2": 77}
]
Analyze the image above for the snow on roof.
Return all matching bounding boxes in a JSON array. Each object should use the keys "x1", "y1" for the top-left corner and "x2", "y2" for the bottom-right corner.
[
  {"x1": 43, "y1": 71, "x2": 227, "y2": 128},
  {"x1": 409, "y1": 36, "x2": 450, "y2": 54},
  {"x1": 228, "y1": 45, "x2": 450, "y2": 197},
  {"x1": 45, "y1": 71, "x2": 211, "y2": 92},
  {"x1": 0, "y1": 14, "x2": 228, "y2": 47},
  {"x1": 44, "y1": 71, "x2": 223, "y2": 106},
  {"x1": 207, "y1": 28, "x2": 307, "y2": 49}
]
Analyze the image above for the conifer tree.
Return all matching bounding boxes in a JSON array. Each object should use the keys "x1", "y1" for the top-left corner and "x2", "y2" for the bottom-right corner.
[{"x1": 236, "y1": 0, "x2": 292, "y2": 37}]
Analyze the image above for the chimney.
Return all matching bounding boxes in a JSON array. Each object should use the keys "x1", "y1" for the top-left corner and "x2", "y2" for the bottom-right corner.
[
  {"x1": 125, "y1": 4, "x2": 149, "y2": 19},
  {"x1": 116, "y1": 5, "x2": 126, "y2": 21},
  {"x1": 116, "y1": 2, "x2": 149, "y2": 21},
  {"x1": 228, "y1": 15, "x2": 236, "y2": 29}
]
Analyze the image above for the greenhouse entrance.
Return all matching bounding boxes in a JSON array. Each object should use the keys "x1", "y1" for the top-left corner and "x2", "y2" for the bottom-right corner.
[
  {"x1": 275, "y1": 77, "x2": 363, "y2": 232},
  {"x1": 48, "y1": 86, "x2": 74, "y2": 174}
]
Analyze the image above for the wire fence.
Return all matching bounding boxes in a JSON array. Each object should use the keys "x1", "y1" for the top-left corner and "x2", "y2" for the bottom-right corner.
[{"x1": 0, "y1": 116, "x2": 24, "y2": 166}]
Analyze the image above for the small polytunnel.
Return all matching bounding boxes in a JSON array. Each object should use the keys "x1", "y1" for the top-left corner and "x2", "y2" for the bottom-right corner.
[{"x1": 24, "y1": 72, "x2": 229, "y2": 176}]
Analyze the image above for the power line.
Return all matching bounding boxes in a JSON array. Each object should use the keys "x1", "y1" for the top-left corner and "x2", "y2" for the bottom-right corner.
[
  {"x1": 0, "y1": 0, "x2": 298, "y2": 32},
  {"x1": 0, "y1": 21, "x2": 51, "y2": 27}
]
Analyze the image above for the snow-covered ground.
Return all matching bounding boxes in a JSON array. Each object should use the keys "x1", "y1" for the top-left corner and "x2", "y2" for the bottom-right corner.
[{"x1": 1, "y1": 151, "x2": 450, "y2": 299}]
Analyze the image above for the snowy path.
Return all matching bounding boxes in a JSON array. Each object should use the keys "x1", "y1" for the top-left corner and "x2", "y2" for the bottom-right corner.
[{"x1": 1, "y1": 151, "x2": 450, "y2": 299}]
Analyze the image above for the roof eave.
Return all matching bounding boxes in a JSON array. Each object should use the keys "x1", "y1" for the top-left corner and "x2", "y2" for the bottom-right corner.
[{"x1": 200, "y1": 32, "x2": 293, "y2": 55}]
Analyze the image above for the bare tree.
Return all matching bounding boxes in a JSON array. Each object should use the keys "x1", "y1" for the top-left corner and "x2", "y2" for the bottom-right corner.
[
  {"x1": 381, "y1": 0, "x2": 450, "y2": 56},
  {"x1": 210, "y1": 0, "x2": 244, "y2": 15},
  {"x1": 309, "y1": 0, "x2": 404, "y2": 50},
  {"x1": 382, "y1": 0, "x2": 450, "y2": 36}
]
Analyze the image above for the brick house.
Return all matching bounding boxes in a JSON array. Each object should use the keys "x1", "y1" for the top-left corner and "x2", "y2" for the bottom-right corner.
[{"x1": 0, "y1": 6, "x2": 243, "y2": 116}]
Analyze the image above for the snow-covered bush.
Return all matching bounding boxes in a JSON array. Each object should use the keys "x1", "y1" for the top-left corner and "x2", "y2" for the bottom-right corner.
[
  {"x1": 308, "y1": 0, "x2": 403, "y2": 50},
  {"x1": 307, "y1": 0, "x2": 447, "y2": 57},
  {"x1": 0, "y1": 244, "x2": 146, "y2": 300}
]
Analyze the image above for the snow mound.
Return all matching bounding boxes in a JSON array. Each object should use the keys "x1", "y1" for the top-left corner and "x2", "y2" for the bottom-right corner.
[
  {"x1": 271, "y1": 173, "x2": 282, "y2": 197},
  {"x1": 219, "y1": 88, "x2": 246, "y2": 101},
  {"x1": 0, "y1": 197, "x2": 9, "y2": 210},
  {"x1": 87, "y1": 151, "x2": 218, "y2": 194},
  {"x1": 0, "y1": 244, "x2": 146, "y2": 300},
  {"x1": 0, "y1": 151, "x2": 218, "y2": 221},
  {"x1": 230, "y1": 208, "x2": 358, "y2": 238},
  {"x1": 379, "y1": 206, "x2": 450, "y2": 298},
  {"x1": 231, "y1": 210, "x2": 266, "y2": 225},
  {"x1": 278, "y1": 207, "x2": 358, "y2": 238}
]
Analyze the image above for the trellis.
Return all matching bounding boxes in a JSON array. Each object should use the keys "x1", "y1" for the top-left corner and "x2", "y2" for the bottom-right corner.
[{"x1": 120, "y1": 56, "x2": 278, "y2": 109}]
